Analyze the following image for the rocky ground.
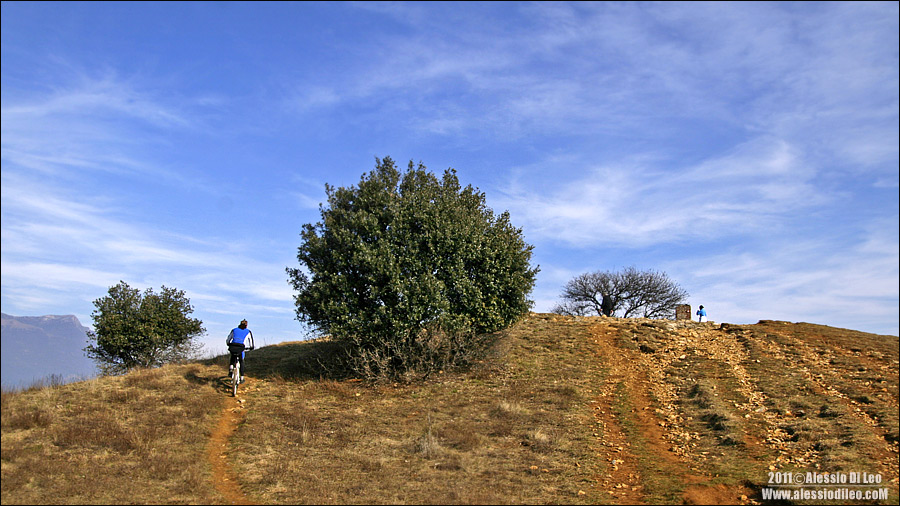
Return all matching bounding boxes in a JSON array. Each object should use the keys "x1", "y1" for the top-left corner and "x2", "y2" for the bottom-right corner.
[{"x1": 533, "y1": 314, "x2": 899, "y2": 504}]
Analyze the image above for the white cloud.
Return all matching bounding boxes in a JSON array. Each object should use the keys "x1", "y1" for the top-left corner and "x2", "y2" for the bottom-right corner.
[
  {"x1": 3, "y1": 2, "x2": 896, "y2": 341},
  {"x1": 496, "y1": 136, "x2": 825, "y2": 248},
  {"x1": 0, "y1": 261, "x2": 122, "y2": 291},
  {"x1": 1, "y1": 166, "x2": 298, "y2": 340},
  {"x1": 1, "y1": 68, "x2": 214, "y2": 193},
  {"x1": 670, "y1": 224, "x2": 899, "y2": 335},
  {"x1": 292, "y1": 1, "x2": 898, "y2": 182},
  {"x1": 290, "y1": 192, "x2": 324, "y2": 210}
]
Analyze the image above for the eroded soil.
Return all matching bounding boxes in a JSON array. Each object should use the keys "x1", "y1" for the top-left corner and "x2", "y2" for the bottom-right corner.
[
  {"x1": 578, "y1": 315, "x2": 898, "y2": 504},
  {"x1": 208, "y1": 378, "x2": 256, "y2": 505}
]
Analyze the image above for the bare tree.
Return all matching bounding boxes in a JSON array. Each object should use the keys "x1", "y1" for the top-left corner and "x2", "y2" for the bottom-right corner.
[{"x1": 552, "y1": 267, "x2": 688, "y2": 319}]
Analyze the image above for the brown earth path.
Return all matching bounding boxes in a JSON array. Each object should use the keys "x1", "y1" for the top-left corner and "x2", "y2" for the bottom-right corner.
[
  {"x1": 207, "y1": 378, "x2": 256, "y2": 505},
  {"x1": 586, "y1": 318, "x2": 757, "y2": 505},
  {"x1": 585, "y1": 320, "x2": 647, "y2": 504}
]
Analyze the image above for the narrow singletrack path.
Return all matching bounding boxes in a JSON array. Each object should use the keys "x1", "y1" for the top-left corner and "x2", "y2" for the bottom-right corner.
[
  {"x1": 585, "y1": 322, "x2": 646, "y2": 504},
  {"x1": 208, "y1": 378, "x2": 256, "y2": 505}
]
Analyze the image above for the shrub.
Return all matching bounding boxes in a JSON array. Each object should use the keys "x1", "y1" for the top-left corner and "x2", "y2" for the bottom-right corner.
[
  {"x1": 85, "y1": 281, "x2": 205, "y2": 375},
  {"x1": 286, "y1": 157, "x2": 538, "y2": 380}
]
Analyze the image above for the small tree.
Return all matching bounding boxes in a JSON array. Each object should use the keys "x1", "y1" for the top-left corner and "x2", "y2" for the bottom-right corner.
[
  {"x1": 286, "y1": 157, "x2": 539, "y2": 379},
  {"x1": 85, "y1": 281, "x2": 205, "y2": 375},
  {"x1": 553, "y1": 267, "x2": 688, "y2": 319}
]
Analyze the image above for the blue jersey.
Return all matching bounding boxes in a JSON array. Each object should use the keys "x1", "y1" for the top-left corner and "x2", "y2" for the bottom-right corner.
[
  {"x1": 226, "y1": 327, "x2": 254, "y2": 348},
  {"x1": 697, "y1": 309, "x2": 707, "y2": 317}
]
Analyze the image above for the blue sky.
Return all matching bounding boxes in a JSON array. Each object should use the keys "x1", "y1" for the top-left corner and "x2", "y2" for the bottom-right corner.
[{"x1": 2, "y1": 1, "x2": 898, "y2": 355}]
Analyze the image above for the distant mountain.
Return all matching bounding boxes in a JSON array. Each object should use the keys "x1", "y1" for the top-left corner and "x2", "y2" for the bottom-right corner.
[{"x1": 1, "y1": 313, "x2": 98, "y2": 388}]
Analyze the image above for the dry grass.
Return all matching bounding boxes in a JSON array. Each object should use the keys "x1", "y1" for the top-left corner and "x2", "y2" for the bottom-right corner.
[
  {"x1": 2, "y1": 314, "x2": 897, "y2": 504},
  {"x1": 230, "y1": 315, "x2": 607, "y2": 504},
  {"x1": 1, "y1": 363, "x2": 224, "y2": 504}
]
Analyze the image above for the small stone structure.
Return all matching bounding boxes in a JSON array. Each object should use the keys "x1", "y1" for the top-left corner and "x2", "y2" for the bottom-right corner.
[{"x1": 675, "y1": 304, "x2": 692, "y2": 321}]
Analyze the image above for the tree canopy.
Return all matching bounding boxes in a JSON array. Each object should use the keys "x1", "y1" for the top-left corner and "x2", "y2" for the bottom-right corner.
[
  {"x1": 286, "y1": 157, "x2": 539, "y2": 379},
  {"x1": 553, "y1": 267, "x2": 688, "y2": 319},
  {"x1": 84, "y1": 281, "x2": 205, "y2": 375}
]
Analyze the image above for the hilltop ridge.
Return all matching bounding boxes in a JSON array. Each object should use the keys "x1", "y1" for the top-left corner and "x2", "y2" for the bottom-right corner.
[{"x1": 2, "y1": 313, "x2": 897, "y2": 504}]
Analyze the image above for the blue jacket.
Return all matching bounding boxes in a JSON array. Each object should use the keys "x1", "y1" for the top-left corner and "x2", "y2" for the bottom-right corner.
[{"x1": 226, "y1": 327, "x2": 254, "y2": 349}]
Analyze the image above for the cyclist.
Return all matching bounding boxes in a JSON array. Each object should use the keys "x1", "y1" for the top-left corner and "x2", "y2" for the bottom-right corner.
[
  {"x1": 696, "y1": 305, "x2": 708, "y2": 322},
  {"x1": 600, "y1": 293, "x2": 614, "y2": 317},
  {"x1": 226, "y1": 319, "x2": 255, "y2": 383}
]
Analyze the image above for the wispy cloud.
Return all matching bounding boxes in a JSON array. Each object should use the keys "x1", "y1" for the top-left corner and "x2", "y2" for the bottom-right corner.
[
  {"x1": 3, "y1": 175, "x2": 294, "y2": 287},
  {"x1": 287, "y1": 174, "x2": 328, "y2": 210},
  {"x1": 1, "y1": 174, "x2": 299, "y2": 344},
  {"x1": 1, "y1": 67, "x2": 212, "y2": 190},
  {"x1": 3, "y1": 75, "x2": 191, "y2": 127},
  {"x1": 2, "y1": 91, "x2": 295, "y2": 346},
  {"x1": 291, "y1": 1, "x2": 898, "y2": 176},
  {"x1": 496, "y1": 136, "x2": 824, "y2": 248},
  {"x1": 3, "y1": 2, "x2": 896, "y2": 341},
  {"x1": 669, "y1": 221, "x2": 899, "y2": 334},
  {"x1": 0, "y1": 261, "x2": 123, "y2": 292}
]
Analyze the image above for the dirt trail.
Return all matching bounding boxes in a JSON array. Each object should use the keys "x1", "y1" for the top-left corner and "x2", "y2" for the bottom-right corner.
[
  {"x1": 587, "y1": 319, "x2": 755, "y2": 505},
  {"x1": 586, "y1": 321, "x2": 646, "y2": 504},
  {"x1": 207, "y1": 379, "x2": 256, "y2": 505}
]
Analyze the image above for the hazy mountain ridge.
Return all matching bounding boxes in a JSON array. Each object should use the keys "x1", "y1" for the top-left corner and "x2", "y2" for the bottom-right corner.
[{"x1": 1, "y1": 312, "x2": 98, "y2": 388}]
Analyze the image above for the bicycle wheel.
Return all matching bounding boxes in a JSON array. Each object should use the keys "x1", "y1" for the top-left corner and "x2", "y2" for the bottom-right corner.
[{"x1": 232, "y1": 360, "x2": 240, "y2": 397}]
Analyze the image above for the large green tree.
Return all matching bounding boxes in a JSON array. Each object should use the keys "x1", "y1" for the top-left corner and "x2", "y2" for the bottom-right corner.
[
  {"x1": 85, "y1": 281, "x2": 205, "y2": 375},
  {"x1": 287, "y1": 157, "x2": 539, "y2": 379}
]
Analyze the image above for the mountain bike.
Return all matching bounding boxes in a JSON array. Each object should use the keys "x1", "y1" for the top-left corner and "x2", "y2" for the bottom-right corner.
[
  {"x1": 231, "y1": 357, "x2": 241, "y2": 396},
  {"x1": 228, "y1": 343, "x2": 246, "y2": 397}
]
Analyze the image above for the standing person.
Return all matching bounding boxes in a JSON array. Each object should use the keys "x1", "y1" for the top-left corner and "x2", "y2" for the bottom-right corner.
[
  {"x1": 696, "y1": 305, "x2": 707, "y2": 322},
  {"x1": 601, "y1": 293, "x2": 614, "y2": 317},
  {"x1": 226, "y1": 319, "x2": 255, "y2": 383}
]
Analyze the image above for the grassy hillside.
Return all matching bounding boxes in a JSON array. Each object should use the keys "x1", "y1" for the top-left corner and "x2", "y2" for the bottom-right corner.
[{"x1": 2, "y1": 314, "x2": 897, "y2": 504}]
